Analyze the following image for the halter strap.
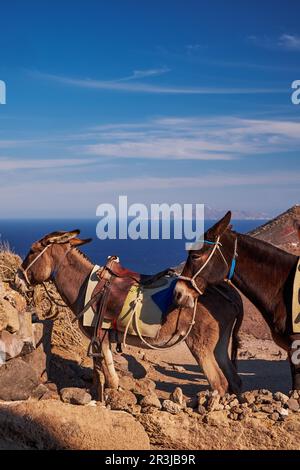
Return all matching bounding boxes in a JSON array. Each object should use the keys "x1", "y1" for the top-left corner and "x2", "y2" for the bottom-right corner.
[
  {"x1": 22, "y1": 243, "x2": 74, "y2": 285},
  {"x1": 178, "y1": 236, "x2": 238, "y2": 295},
  {"x1": 22, "y1": 244, "x2": 51, "y2": 284}
]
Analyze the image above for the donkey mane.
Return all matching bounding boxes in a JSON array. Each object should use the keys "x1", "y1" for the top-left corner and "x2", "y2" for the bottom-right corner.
[
  {"x1": 74, "y1": 248, "x2": 94, "y2": 266},
  {"x1": 233, "y1": 231, "x2": 297, "y2": 269}
]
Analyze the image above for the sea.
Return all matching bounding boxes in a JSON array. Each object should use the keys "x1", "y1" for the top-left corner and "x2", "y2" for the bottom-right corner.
[{"x1": 0, "y1": 219, "x2": 267, "y2": 273}]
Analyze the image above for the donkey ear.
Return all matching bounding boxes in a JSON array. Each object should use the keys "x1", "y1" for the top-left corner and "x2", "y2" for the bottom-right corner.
[
  {"x1": 70, "y1": 237, "x2": 92, "y2": 247},
  {"x1": 46, "y1": 229, "x2": 81, "y2": 244},
  {"x1": 207, "y1": 211, "x2": 232, "y2": 239}
]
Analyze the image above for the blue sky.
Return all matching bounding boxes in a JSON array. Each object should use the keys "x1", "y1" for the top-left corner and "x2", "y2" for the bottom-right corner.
[{"x1": 0, "y1": 0, "x2": 299, "y2": 218}]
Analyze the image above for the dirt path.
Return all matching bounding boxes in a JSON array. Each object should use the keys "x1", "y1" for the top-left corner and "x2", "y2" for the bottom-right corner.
[{"x1": 114, "y1": 334, "x2": 291, "y2": 399}]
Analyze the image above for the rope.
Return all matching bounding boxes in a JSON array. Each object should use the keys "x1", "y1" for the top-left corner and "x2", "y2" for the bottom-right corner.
[{"x1": 121, "y1": 297, "x2": 198, "y2": 351}]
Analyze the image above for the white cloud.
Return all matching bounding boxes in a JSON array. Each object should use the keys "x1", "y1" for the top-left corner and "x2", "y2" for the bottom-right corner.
[
  {"x1": 80, "y1": 116, "x2": 300, "y2": 160},
  {"x1": 278, "y1": 34, "x2": 300, "y2": 50},
  {"x1": 32, "y1": 71, "x2": 286, "y2": 95},
  {"x1": 249, "y1": 33, "x2": 300, "y2": 51},
  {"x1": 118, "y1": 67, "x2": 171, "y2": 81},
  {"x1": 0, "y1": 158, "x2": 93, "y2": 170}
]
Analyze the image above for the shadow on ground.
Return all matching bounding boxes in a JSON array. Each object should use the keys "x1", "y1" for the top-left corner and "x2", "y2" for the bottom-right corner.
[{"x1": 152, "y1": 359, "x2": 291, "y2": 396}]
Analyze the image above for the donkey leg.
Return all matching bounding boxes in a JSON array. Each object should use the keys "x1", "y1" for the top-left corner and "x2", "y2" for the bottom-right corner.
[
  {"x1": 186, "y1": 337, "x2": 229, "y2": 395},
  {"x1": 214, "y1": 322, "x2": 242, "y2": 395},
  {"x1": 93, "y1": 357, "x2": 106, "y2": 403},
  {"x1": 101, "y1": 333, "x2": 119, "y2": 390}
]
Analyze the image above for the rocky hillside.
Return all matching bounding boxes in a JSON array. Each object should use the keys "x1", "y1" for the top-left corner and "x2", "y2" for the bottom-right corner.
[
  {"x1": 249, "y1": 205, "x2": 300, "y2": 251},
  {"x1": 239, "y1": 205, "x2": 300, "y2": 340}
]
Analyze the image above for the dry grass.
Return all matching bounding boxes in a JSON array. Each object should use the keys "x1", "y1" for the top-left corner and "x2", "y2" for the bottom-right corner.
[
  {"x1": 0, "y1": 241, "x2": 22, "y2": 282},
  {"x1": 0, "y1": 240, "x2": 87, "y2": 361}
]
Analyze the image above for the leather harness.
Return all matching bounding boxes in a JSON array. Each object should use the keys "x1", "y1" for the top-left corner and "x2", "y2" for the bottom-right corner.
[{"x1": 75, "y1": 256, "x2": 176, "y2": 357}]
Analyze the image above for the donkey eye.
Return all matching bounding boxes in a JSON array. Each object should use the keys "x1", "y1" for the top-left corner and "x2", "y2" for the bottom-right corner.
[{"x1": 190, "y1": 253, "x2": 201, "y2": 260}]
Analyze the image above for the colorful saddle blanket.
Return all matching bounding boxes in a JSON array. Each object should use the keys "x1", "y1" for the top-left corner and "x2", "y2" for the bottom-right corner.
[
  {"x1": 83, "y1": 264, "x2": 177, "y2": 338},
  {"x1": 292, "y1": 258, "x2": 300, "y2": 333}
]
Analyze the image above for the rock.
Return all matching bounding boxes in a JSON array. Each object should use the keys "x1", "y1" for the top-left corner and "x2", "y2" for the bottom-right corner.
[
  {"x1": 241, "y1": 391, "x2": 256, "y2": 405},
  {"x1": 31, "y1": 384, "x2": 49, "y2": 400},
  {"x1": 3, "y1": 290, "x2": 26, "y2": 312},
  {"x1": 230, "y1": 405, "x2": 243, "y2": 415},
  {"x1": 0, "y1": 309, "x2": 8, "y2": 331},
  {"x1": 279, "y1": 408, "x2": 289, "y2": 417},
  {"x1": 229, "y1": 413, "x2": 239, "y2": 420},
  {"x1": 203, "y1": 410, "x2": 229, "y2": 426},
  {"x1": 60, "y1": 387, "x2": 92, "y2": 406},
  {"x1": 0, "y1": 400, "x2": 150, "y2": 449},
  {"x1": 269, "y1": 412, "x2": 280, "y2": 422},
  {"x1": 0, "y1": 299, "x2": 19, "y2": 333},
  {"x1": 274, "y1": 392, "x2": 289, "y2": 404},
  {"x1": 132, "y1": 378, "x2": 156, "y2": 397},
  {"x1": 140, "y1": 394, "x2": 161, "y2": 409},
  {"x1": 170, "y1": 387, "x2": 184, "y2": 406},
  {"x1": 228, "y1": 398, "x2": 239, "y2": 408},
  {"x1": 22, "y1": 322, "x2": 52, "y2": 382},
  {"x1": 289, "y1": 390, "x2": 300, "y2": 400},
  {"x1": 105, "y1": 388, "x2": 137, "y2": 411},
  {"x1": 287, "y1": 398, "x2": 300, "y2": 412},
  {"x1": 198, "y1": 395, "x2": 207, "y2": 406},
  {"x1": 162, "y1": 400, "x2": 182, "y2": 414},
  {"x1": 0, "y1": 330, "x2": 25, "y2": 360},
  {"x1": 127, "y1": 404, "x2": 142, "y2": 415},
  {"x1": 138, "y1": 404, "x2": 300, "y2": 450},
  {"x1": 207, "y1": 392, "x2": 220, "y2": 412},
  {"x1": 18, "y1": 312, "x2": 34, "y2": 344},
  {"x1": 119, "y1": 375, "x2": 136, "y2": 391},
  {"x1": 0, "y1": 357, "x2": 39, "y2": 400},
  {"x1": 261, "y1": 405, "x2": 275, "y2": 414},
  {"x1": 172, "y1": 365, "x2": 185, "y2": 372},
  {"x1": 40, "y1": 389, "x2": 60, "y2": 401},
  {"x1": 197, "y1": 404, "x2": 206, "y2": 415}
]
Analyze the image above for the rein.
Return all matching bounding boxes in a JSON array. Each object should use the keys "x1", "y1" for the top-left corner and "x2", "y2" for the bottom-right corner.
[{"x1": 178, "y1": 236, "x2": 238, "y2": 295}]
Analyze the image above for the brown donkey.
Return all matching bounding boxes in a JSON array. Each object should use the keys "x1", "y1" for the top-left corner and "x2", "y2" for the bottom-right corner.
[
  {"x1": 15, "y1": 229, "x2": 243, "y2": 399},
  {"x1": 174, "y1": 211, "x2": 300, "y2": 390}
]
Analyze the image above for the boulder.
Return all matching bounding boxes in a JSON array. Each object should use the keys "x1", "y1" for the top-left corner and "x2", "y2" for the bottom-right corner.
[
  {"x1": 287, "y1": 398, "x2": 300, "y2": 412},
  {"x1": 119, "y1": 374, "x2": 136, "y2": 391},
  {"x1": 170, "y1": 387, "x2": 184, "y2": 406},
  {"x1": 105, "y1": 388, "x2": 137, "y2": 411},
  {"x1": 274, "y1": 392, "x2": 289, "y2": 404},
  {"x1": 0, "y1": 330, "x2": 25, "y2": 361},
  {"x1": 132, "y1": 378, "x2": 156, "y2": 397},
  {"x1": 0, "y1": 358, "x2": 39, "y2": 401},
  {"x1": 0, "y1": 299, "x2": 19, "y2": 333},
  {"x1": 31, "y1": 384, "x2": 49, "y2": 400},
  {"x1": 140, "y1": 394, "x2": 161, "y2": 409},
  {"x1": 0, "y1": 400, "x2": 150, "y2": 449},
  {"x1": 162, "y1": 400, "x2": 182, "y2": 415},
  {"x1": 22, "y1": 321, "x2": 52, "y2": 382},
  {"x1": 60, "y1": 387, "x2": 92, "y2": 406}
]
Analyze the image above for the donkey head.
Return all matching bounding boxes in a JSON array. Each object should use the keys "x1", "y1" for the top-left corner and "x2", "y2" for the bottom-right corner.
[
  {"x1": 174, "y1": 211, "x2": 235, "y2": 308},
  {"x1": 15, "y1": 229, "x2": 92, "y2": 293}
]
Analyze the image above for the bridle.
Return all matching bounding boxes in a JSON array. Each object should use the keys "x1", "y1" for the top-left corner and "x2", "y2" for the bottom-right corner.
[
  {"x1": 21, "y1": 242, "x2": 73, "y2": 286},
  {"x1": 178, "y1": 235, "x2": 238, "y2": 296}
]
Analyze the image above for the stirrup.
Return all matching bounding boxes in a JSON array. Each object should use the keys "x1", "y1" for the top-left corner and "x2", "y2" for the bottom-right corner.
[{"x1": 87, "y1": 338, "x2": 104, "y2": 359}]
